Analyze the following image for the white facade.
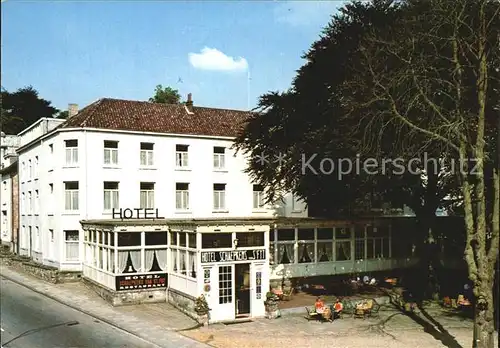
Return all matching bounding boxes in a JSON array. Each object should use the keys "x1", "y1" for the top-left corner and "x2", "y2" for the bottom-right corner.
[
  {"x1": 17, "y1": 125, "x2": 307, "y2": 270},
  {"x1": 80, "y1": 219, "x2": 271, "y2": 322},
  {"x1": 1, "y1": 132, "x2": 20, "y2": 250},
  {"x1": 1, "y1": 173, "x2": 13, "y2": 246}
]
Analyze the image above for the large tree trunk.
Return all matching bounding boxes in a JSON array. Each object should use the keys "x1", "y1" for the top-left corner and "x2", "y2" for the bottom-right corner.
[
  {"x1": 472, "y1": 281, "x2": 496, "y2": 348},
  {"x1": 412, "y1": 168, "x2": 441, "y2": 300}
]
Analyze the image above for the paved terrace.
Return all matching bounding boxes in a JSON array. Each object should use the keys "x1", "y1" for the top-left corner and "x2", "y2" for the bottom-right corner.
[{"x1": 1, "y1": 261, "x2": 498, "y2": 348}]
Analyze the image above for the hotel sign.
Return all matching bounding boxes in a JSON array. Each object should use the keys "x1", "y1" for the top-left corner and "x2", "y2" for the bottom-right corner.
[
  {"x1": 112, "y1": 208, "x2": 162, "y2": 219},
  {"x1": 115, "y1": 273, "x2": 167, "y2": 291},
  {"x1": 201, "y1": 249, "x2": 266, "y2": 263}
]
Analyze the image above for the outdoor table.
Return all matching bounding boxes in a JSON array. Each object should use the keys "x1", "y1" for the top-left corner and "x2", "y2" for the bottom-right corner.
[{"x1": 272, "y1": 289, "x2": 284, "y2": 299}]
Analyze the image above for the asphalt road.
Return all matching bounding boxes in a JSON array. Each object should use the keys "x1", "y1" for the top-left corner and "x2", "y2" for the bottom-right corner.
[{"x1": 0, "y1": 276, "x2": 158, "y2": 348}]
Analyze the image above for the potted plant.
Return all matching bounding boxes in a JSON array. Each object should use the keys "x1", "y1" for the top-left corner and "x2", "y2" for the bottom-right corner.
[
  {"x1": 264, "y1": 291, "x2": 280, "y2": 319},
  {"x1": 194, "y1": 295, "x2": 210, "y2": 326}
]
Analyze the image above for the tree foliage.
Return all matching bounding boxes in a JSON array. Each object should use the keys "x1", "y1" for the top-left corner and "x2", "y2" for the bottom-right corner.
[
  {"x1": 344, "y1": 0, "x2": 499, "y2": 345},
  {"x1": 148, "y1": 84, "x2": 181, "y2": 104},
  {"x1": 234, "y1": 0, "x2": 499, "y2": 345},
  {"x1": 235, "y1": 1, "x2": 401, "y2": 217},
  {"x1": 57, "y1": 110, "x2": 69, "y2": 119},
  {"x1": 1, "y1": 86, "x2": 59, "y2": 135}
]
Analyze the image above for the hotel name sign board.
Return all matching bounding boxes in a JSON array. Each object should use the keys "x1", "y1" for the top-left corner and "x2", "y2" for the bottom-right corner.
[
  {"x1": 112, "y1": 208, "x2": 162, "y2": 219},
  {"x1": 201, "y1": 249, "x2": 266, "y2": 263},
  {"x1": 115, "y1": 273, "x2": 167, "y2": 291}
]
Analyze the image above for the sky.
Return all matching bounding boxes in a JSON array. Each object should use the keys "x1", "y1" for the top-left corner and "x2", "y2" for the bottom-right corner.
[{"x1": 1, "y1": 0, "x2": 345, "y2": 112}]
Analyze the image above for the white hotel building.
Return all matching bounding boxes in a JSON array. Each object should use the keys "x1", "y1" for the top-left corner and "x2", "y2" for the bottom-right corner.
[{"x1": 16, "y1": 96, "x2": 416, "y2": 322}]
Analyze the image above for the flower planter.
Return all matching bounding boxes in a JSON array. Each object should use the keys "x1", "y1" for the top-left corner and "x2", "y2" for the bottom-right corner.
[
  {"x1": 196, "y1": 313, "x2": 209, "y2": 326},
  {"x1": 264, "y1": 301, "x2": 280, "y2": 319},
  {"x1": 264, "y1": 291, "x2": 281, "y2": 319}
]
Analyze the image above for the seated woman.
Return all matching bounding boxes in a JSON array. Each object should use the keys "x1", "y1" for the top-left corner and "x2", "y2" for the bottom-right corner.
[
  {"x1": 333, "y1": 298, "x2": 343, "y2": 319},
  {"x1": 315, "y1": 297, "x2": 325, "y2": 314},
  {"x1": 322, "y1": 304, "x2": 332, "y2": 321}
]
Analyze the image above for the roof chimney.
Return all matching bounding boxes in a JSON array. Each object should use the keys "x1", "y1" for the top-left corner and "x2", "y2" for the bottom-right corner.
[
  {"x1": 68, "y1": 103, "x2": 79, "y2": 118},
  {"x1": 185, "y1": 93, "x2": 193, "y2": 111}
]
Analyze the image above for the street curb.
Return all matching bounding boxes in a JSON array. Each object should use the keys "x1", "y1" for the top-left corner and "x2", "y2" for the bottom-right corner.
[{"x1": 0, "y1": 271, "x2": 204, "y2": 348}]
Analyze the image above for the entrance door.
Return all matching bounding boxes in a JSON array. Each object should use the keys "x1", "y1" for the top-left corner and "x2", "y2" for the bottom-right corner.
[
  {"x1": 235, "y1": 263, "x2": 251, "y2": 317},
  {"x1": 216, "y1": 265, "x2": 235, "y2": 321}
]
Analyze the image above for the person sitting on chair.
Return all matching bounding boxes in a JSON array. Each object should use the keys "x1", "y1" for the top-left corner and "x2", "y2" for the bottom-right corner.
[
  {"x1": 333, "y1": 298, "x2": 343, "y2": 320},
  {"x1": 315, "y1": 297, "x2": 325, "y2": 314}
]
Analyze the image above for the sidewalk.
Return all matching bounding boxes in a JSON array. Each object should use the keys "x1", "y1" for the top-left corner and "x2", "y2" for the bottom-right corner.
[
  {"x1": 182, "y1": 302, "x2": 498, "y2": 348},
  {"x1": 0, "y1": 265, "x2": 208, "y2": 348}
]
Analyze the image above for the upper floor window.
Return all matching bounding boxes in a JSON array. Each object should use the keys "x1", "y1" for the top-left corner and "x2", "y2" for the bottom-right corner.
[
  {"x1": 253, "y1": 184, "x2": 265, "y2": 209},
  {"x1": 49, "y1": 144, "x2": 54, "y2": 154},
  {"x1": 291, "y1": 193, "x2": 302, "y2": 211},
  {"x1": 21, "y1": 162, "x2": 25, "y2": 181},
  {"x1": 28, "y1": 191, "x2": 32, "y2": 212},
  {"x1": 175, "y1": 183, "x2": 189, "y2": 210},
  {"x1": 213, "y1": 147, "x2": 225, "y2": 169},
  {"x1": 28, "y1": 160, "x2": 33, "y2": 179},
  {"x1": 104, "y1": 141, "x2": 119, "y2": 165},
  {"x1": 175, "y1": 144, "x2": 189, "y2": 167},
  {"x1": 104, "y1": 182, "x2": 119, "y2": 211},
  {"x1": 140, "y1": 182, "x2": 155, "y2": 209},
  {"x1": 34, "y1": 190, "x2": 39, "y2": 214},
  {"x1": 65, "y1": 140, "x2": 78, "y2": 165},
  {"x1": 34, "y1": 156, "x2": 39, "y2": 177},
  {"x1": 140, "y1": 142, "x2": 154, "y2": 166},
  {"x1": 64, "y1": 181, "x2": 79, "y2": 211},
  {"x1": 48, "y1": 184, "x2": 54, "y2": 213},
  {"x1": 213, "y1": 183, "x2": 226, "y2": 211}
]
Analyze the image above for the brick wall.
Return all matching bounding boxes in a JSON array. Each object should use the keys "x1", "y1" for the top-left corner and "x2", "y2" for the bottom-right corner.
[{"x1": 11, "y1": 171, "x2": 19, "y2": 253}]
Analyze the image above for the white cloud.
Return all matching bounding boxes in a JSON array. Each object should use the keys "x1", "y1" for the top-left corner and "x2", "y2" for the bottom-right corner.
[
  {"x1": 274, "y1": 1, "x2": 344, "y2": 27},
  {"x1": 188, "y1": 47, "x2": 248, "y2": 72}
]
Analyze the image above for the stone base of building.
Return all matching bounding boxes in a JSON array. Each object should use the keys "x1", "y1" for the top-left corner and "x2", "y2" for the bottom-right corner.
[
  {"x1": 167, "y1": 288, "x2": 197, "y2": 320},
  {"x1": 83, "y1": 277, "x2": 167, "y2": 306},
  {"x1": 1, "y1": 253, "x2": 82, "y2": 284},
  {"x1": 1, "y1": 240, "x2": 13, "y2": 252}
]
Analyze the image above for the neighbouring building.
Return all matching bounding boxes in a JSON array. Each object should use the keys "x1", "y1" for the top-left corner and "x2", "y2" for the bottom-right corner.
[
  {"x1": 15, "y1": 96, "x2": 421, "y2": 323},
  {"x1": 15, "y1": 96, "x2": 307, "y2": 269},
  {"x1": 1, "y1": 132, "x2": 20, "y2": 252}
]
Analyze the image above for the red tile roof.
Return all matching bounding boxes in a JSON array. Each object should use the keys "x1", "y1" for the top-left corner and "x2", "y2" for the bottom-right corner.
[{"x1": 60, "y1": 98, "x2": 252, "y2": 138}]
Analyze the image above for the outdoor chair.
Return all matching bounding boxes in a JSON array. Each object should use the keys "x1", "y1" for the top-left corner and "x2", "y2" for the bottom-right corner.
[
  {"x1": 305, "y1": 307, "x2": 321, "y2": 321},
  {"x1": 341, "y1": 300, "x2": 355, "y2": 318},
  {"x1": 281, "y1": 287, "x2": 294, "y2": 301},
  {"x1": 305, "y1": 307, "x2": 329, "y2": 322},
  {"x1": 366, "y1": 301, "x2": 380, "y2": 318}
]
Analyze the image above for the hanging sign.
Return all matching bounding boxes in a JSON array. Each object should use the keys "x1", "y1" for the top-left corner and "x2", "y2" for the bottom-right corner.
[
  {"x1": 115, "y1": 273, "x2": 167, "y2": 291},
  {"x1": 200, "y1": 249, "x2": 266, "y2": 263}
]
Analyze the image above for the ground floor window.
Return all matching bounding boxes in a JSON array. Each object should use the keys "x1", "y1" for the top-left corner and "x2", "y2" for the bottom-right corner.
[
  {"x1": 119, "y1": 250, "x2": 140, "y2": 273},
  {"x1": 298, "y1": 242, "x2": 314, "y2": 263},
  {"x1": 355, "y1": 239, "x2": 365, "y2": 260},
  {"x1": 84, "y1": 230, "x2": 168, "y2": 274},
  {"x1": 269, "y1": 224, "x2": 397, "y2": 265},
  {"x1": 335, "y1": 240, "x2": 351, "y2": 261},
  {"x1": 65, "y1": 230, "x2": 79, "y2": 261},
  {"x1": 317, "y1": 241, "x2": 333, "y2": 262},
  {"x1": 219, "y1": 265, "x2": 232, "y2": 304},
  {"x1": 145, "y1": 249, "x2": 168, "y2": 272},
  {"x1": 277, "y1": 243, "x2": 295, "y2": 264},
  {"x1": 366, "y1": 237, "x2": 390, "y2": 258},
  {"x1": 170, "y1": 247, "x2": 196, "y2": 278}
]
